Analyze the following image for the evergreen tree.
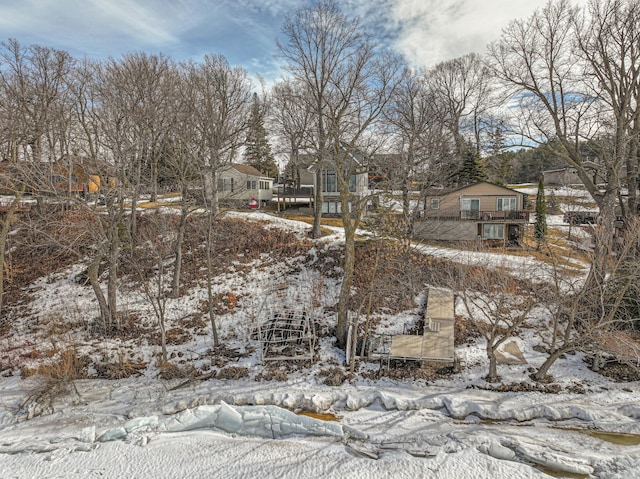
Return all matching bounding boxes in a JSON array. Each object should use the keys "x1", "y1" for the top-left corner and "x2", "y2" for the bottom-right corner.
[
  {"x1": 547, "y1": 189, "x2": 561, "y2": 214},
  {"x1": 534, "y1": 176, "x2": 548, "y2": 249},
  {"x1": 486, "y1": 125, "x2": 512, "y2": 185},
  {"x1": 458, "y1": 141, "x2": 487, "y2": 185},
  {"x1": 244, "y1": 93, "x2": 278, "y2": 178}
]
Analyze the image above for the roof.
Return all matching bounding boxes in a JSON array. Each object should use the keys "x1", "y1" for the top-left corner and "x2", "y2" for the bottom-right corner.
[
  {"x1": 298, "y1": 143, "x2": 369, "y2": 172},
  {"x1": 424, "y1": 181, "x2": 525, "y2": 197},
  {"x1": 228, "y1": 163, "x2": 269, "y2": 178}
]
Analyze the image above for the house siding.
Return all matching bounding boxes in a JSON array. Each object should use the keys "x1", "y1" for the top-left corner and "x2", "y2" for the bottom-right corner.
[
  {"x1": 413, "y1": 220, "x2": 479, "y2": 241},
  {"x1": 217, "y1": 165, "x2": 273, "y2": 204},
  {"x1": 415, "y1": 182, "x2": 528, "y2": 245}
]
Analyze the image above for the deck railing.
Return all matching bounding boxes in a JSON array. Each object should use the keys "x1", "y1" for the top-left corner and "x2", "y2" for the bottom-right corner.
[{"x1": 418, "y1": 210, "x2": 530, "y2": 222}]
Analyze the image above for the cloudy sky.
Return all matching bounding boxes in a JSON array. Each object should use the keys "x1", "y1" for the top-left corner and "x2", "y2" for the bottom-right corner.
[{"x1": 0, "y1": 0, "x2": 550, "y2": 80}]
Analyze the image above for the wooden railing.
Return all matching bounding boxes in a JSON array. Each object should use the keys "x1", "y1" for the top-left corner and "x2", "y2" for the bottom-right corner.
[{"x1": 419, "y1": 210, "x2": 530, "y2": 222}]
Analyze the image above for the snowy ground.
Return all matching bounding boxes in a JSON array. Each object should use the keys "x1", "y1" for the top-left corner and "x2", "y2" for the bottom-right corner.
[
  {"x1": 1, "y1": 197, "x2": 639, "y2": 478},
  {"x1": 1, "y1": 373, "x2": 639, "y2": 478}
]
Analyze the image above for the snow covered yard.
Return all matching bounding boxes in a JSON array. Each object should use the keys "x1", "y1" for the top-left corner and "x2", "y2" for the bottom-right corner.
[{"x1": 0, "y1": 209, "x2": 639, "y2": 478}]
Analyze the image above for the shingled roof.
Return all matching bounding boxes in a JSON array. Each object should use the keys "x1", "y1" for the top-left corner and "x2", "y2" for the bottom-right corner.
[{"x1": 230, "y1": 163, "x2": 267, "y2": 177}]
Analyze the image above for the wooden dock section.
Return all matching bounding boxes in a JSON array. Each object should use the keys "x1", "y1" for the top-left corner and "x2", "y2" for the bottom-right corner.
[{"x1": 376, "y1": 288, "x2": 456, "y2": 365}]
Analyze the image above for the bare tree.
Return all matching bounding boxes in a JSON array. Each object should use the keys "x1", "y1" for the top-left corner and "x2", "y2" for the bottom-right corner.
[
  {"x1": 270, "y1": 79, "x2": 313, "y2": 188},
  {"x1": 456, "y1": 267, "x2": 536, "y2": 382},
  {"x1": 182, "y1": 54, "x2": 252, "y2": 347},
  {"x1": 575, "y1": 0, "x2": 640, "y2": 217},
  {"x1": 427, "y1": 53, "x2": 497, "y2": 161},
  {"x1": 0, "y1": 39, "x2": 74, "y2": 165},
  {"x1": 127, "y1": 212, "x2": 174, "y2": 363},
  {"x1": 183, "y1": 54, "x2": 252, "y2": 216},
  {"x1": 487, "y1": 0, "x2": 632, "y2": 289},
  {"x1": 382, "y1": 69, "x2": 454, "y2": 236},
  {"x1": 97, "y1": 53, "x2": 174, "y2": 241},
  {"x1": 534, "y1": 219, "x2": 640, "y2": 380},
  {"x1": 279, "y1": 0, "x2": 403, "y2": 347}
]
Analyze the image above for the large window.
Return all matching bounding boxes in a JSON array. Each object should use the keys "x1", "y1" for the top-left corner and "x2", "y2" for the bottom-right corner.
[
  {"x1": 322, "y1": 169, "x2": 357, "y2": 193},
  {"x1": 461, "y1": 198, "x2": 480, "y2": 219},
  {"x1": 322, "y1": 200, "x2": 342, "y2": 214},
  {"x1": 322, "y1": 169, "x2": 337, "y2": 193},
  {"x1": 218, "y1": 178, "x2": 234, "y2": 192},
  {"x1": 461, "y1": 198, "x2": 480, "y2": 210},
  {"x1": 497, "y1": 197, "x2": 517, "y2": 211},
  {"x1": 246, "y1": 180, "x2": 257, "y2": 190},
  {"x1": 482, "y1": 223, "x2": 504, "y2": 239}
]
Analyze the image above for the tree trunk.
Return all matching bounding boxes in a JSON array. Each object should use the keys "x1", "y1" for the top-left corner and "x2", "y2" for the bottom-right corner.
[
  {"x1": 337, "y1": 190, "x2": 357, "y2": 348},
  {"x1": 107, "y1": 215, "x2": 120, "y2": 327},
  {"x1": 206, "y1": 212, "x2": 220, "y2": 347},
  {"x1": 130, "y1": 153, "x2": 143, "y2": 243},
  {"x1": 312, "y1": 173, "x2": 323, "y2": 239},
  {"x1": 336, "y1": 231, "x2": 354, "y2": 348},
  {"x1": 0, "y1": 197, "x2": 20, "y2": 317},
  {"x1": 487, "y1": 347, "x2": 498, "y2": 382},
  {"x1": 171, "y1": 198, "x2": 189, "y2": 298},
  {"x1": 87, "y1": 250, "x2": 111, "y2": 329},
  {"x1": 535, "y1": 347, "x2": 570, "y2": 381}
]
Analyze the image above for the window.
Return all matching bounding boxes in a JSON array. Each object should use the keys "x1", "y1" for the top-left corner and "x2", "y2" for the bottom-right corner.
[
  {"x1": 430, "y1": 199, "x2": 440, "y2": 210},
  {"x1": 218, "y1": 178, "x2": 234, "y2": 192},
  {"x1": 497, "y1": 197, "x2": 517, "y2": 211},
  {"x1": 322, "y1": 169, "x2": 356, "y2": 193},
  {"x1": 247, "y1": 180, "x2": 256, "y2": 190},
  {"x1": 322, "y1": 201, "x2": 342, "y2": 214},
  {"x1": 224, "y1": 178, "x2": 233, "y2": 192},
  {"x1": 461, "y1": 198, "x2": 480, "y2": 219},
  {"x1": 322, "y1": 169, "x2": 337, "y2": 193},
  {"x1": 461, "y1": 198, "x2": 480, "y2": 210},
  {"x1": 259, "y1": 180, "x2": 270, "y2": 190},
  {"x1": 482, "y1": 223, "x2": 504, "y2": 239}
]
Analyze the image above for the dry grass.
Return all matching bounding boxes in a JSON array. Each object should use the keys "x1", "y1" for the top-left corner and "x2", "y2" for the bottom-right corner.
[
  {"x1": 93, "y1": 352, "x2": 147, "y2": 379},
  {"x1": 280, "y1": 214, "x2": 337, "y2": 235},
  {"x1": 157, "y1": 361, "x2": 198, "y2": 380},
  {"x1": 21, "y1": 348, "x2": 90, "y2": 405}
]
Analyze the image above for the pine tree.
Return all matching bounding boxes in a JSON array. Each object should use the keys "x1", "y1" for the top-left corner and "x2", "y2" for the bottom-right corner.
[
  {"x1": 486, "y1": 125, "x2": 511, "y2": 185},
  {"x1": 458, "y1": 141, "x2": 487, "y2": 185},
  {"x1": 547, "y1": 189, "x2": 561, "y2": 214},
  {"x1": 244, "y1": 93, "x2": 278, "y2": 178},
  {"x1": 534, "y1": 176, "x2": 548, "y2": 249}
]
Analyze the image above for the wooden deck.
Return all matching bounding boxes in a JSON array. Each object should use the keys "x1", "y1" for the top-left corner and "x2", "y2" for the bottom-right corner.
[{"x1": 385, "y1": 288, "x2": 456, "y2": 364}]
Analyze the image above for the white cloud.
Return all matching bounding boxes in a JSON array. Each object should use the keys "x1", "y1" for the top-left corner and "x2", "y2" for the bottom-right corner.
[
  {"x1": 387, "y1": 0, "x2": 550, "y2": 68},
  {"x1": 223, "y1": 0, "x2": 304, "y2": 17},
  {"x1": 87, "y1": 0, "x2": 178, "y2": 45},
  {"x1": 0, "y1": 0, "x2": 551, "y2": 75}
]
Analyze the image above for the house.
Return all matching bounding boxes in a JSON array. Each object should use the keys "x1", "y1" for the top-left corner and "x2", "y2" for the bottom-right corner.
[
  {"x1": 413, "y1": 182, "x2": 529, "y2": 246},
  {"x1": 543, "y1": 161, "x2": 606, "y2": 186},
  {"x1": 308, "y1": 146, "x2": 370, "y2": 216},
  {"x1": 367, "y1": 153, "x2": 403, "y2": 189},
  {"x1": 309, "y1": 149, "x2": 369, "y2": 216},
  {"x1": 52, "y1": 155, "x2": 117, "y2": 196},
  {"x1": 217, "y1": 164, "x2": 273, "y2": 207},
  {"x1": 281, "y1": 145, "x2": 370, "y2": 215}
]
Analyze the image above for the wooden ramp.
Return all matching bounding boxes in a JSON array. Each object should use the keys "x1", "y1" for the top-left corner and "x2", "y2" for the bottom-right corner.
[{"x1": 383, "y1": 288, "x2": 455, "y2": 364}]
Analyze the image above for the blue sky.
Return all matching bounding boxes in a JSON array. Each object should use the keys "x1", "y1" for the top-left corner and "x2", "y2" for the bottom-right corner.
[{"x1": 0, "y1": 0, "x2": 549, "y2": 81}]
